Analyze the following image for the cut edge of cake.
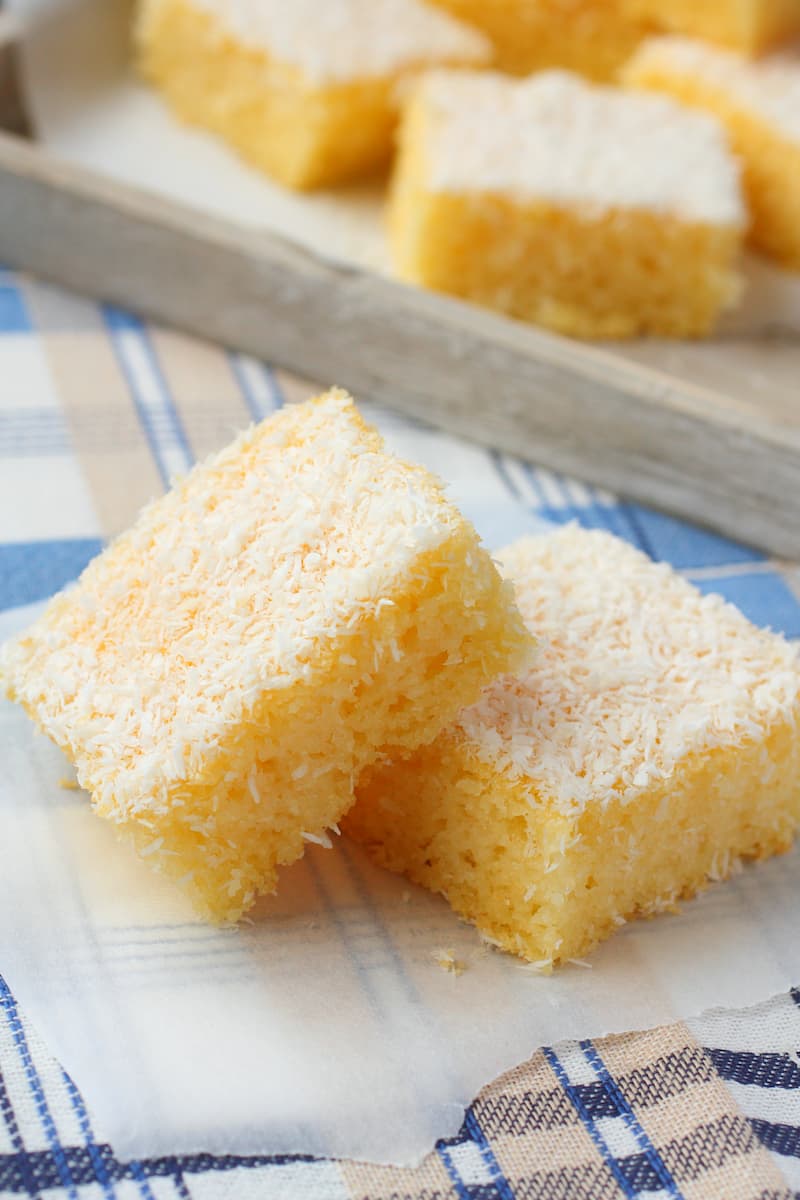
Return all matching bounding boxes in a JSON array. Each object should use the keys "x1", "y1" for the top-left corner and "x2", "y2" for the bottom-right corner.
[
  {"x1": 622, "y1": 0, "x2": 800, "y2": 56},
  {"x1": 426, "y1": 0, "x2": 651, "y2": 81}
]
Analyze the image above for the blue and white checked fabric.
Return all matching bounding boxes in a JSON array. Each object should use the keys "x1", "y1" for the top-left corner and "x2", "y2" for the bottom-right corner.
[{"x1": 1, "y1": 265, "x2": 800, "y2": 1199}]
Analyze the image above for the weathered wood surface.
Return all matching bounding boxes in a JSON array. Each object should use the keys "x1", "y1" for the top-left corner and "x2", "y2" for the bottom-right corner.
[
  {"x1": 0, "y1": 13, "x2": 27, "y2": 136},
  {"x1": 0, "y1": 127, "x2": 797, "y2": 557}
]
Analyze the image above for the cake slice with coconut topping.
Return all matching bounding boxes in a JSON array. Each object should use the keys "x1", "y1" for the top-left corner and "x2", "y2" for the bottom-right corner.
[
  {"x1": 388, "y1": 69, "x2": 746, "y2": 337},
  {"x1": 625, "y1": 37, "x2": 800, "y2": 269},
  {"x1": 346, "y1": 526, "x2": 800, "y2": 967},
  {"x1": 1, "y1": 389, "x2": 532, "y2": 922},
  {"x1": 134, "y1": 0, "x2": 490, "y2": 189}
]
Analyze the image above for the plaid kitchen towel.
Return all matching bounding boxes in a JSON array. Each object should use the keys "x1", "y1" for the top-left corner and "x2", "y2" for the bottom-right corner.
[{"x1": 1, "y1": 264, "x2": 800, "y2": 1199}]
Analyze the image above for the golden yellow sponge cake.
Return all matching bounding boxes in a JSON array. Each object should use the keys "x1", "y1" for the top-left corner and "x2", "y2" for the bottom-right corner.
[
  {"x1": 346, "y1": 526, "x2": 800, "y2": 968},
  {"x1": 134, "y1": 0, "x2": 490, "y2": 189},
  {"x1": 0, "y1": 390, "x2": 532, "y2": 923},
  {"x1": 625, "y1": 37, "x2": 800, "y2": 270},
  {"x1": 429, "y1": 0, "x2": 650, "y2": 81},
  {"x1": 622, "y1": 0, "x2": 800, "y2": 55},
  {"x1": 389, "y1": 70, "x2": 746, "y2": 338}
]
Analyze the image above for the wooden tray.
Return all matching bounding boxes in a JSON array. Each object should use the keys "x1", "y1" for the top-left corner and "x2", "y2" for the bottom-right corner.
[{"x1": 0, "y1": 14, "x2": 798, "y2": 558}]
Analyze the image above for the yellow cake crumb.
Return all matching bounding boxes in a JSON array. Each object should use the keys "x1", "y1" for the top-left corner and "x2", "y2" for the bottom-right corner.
[
  {"x1": 625, "y1": 37, "x2": 800, "y2": 270},
  {"x1": 429, "y1": 0, "x2": 650, "y2": 81},
  {"x1": 622, "y1": 0, "x2": 800, "y2": 54},
  {"x1": 1, "y1": 389, "x2": 532, "y2": 923},
  {"x1": 389, "y1": 70, "x2": 746, "y2": 338},
  {"x1": 432, "y1": 947, "x2": 466, "y2": 975},
  {"x1": 134, "y1": 0, "x2": 490, "y2": 189},
  {"x1": 345, "y1": 526, "x2": 800, "y2": 967}
]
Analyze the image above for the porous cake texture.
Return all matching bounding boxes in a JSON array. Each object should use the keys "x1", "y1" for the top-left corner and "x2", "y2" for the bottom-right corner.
[
  {"x1": 625, "y1": 37, "x2": 800, "y2": 270},
  {"x1": 134, "y1": 0, "x2": 490, "y2": 189},
  {"x1": 622, "y1": 0, "x2": 800, "y2": 54},
  {"x1": 430, "y1": 0, "x2": 649, "y2": 81},
  {"x1": 388, "y1": 70, "x2": 746, "y2": 338},
  {"x1": 1, "y1": 390, "x2": 531, "y2": 923},
  {"x1": 346, "y1": 527, "x2": 800, "y2": 968}
]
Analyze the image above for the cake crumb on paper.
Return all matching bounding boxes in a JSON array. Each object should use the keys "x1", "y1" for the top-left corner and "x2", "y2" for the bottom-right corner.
[{"x1": 432, "y1": 947, "x2": 467, "y2": 975}]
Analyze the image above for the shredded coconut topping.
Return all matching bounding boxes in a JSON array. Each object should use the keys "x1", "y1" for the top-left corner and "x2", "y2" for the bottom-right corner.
[
  {"x1": 419, "y1": 69, "x2": 746, "y2": 226},
  {"x1": 632, "y1": 36, "x2": 800, "y2": 147},
  {"x1": 457, "y1": 527, "x2": 800, "y2": 813},
  {"x1": 188, "y1": 0, "x2": 489, "y2": 83},
  {"x1": 1, "y1": 390, "x2": 462, "y2": 817}
]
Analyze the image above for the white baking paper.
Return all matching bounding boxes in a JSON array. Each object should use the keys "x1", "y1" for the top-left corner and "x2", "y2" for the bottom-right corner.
[
  {"x1": 3, "y1": 580, "x2": 800, "y2": 1165},
  {"x1": 10, "y1": 0, "x2": 800, "y2": 335}
]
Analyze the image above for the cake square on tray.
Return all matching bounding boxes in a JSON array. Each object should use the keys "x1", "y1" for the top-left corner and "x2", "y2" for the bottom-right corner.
[
  {"x1": 388, "y1": 69, "x2": 746, "y2": 338},
  {"x1": 135, "y1": 0, "x2": 490, "y2": 189}
]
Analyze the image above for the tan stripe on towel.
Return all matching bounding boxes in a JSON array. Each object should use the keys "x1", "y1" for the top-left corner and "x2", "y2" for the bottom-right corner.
[
  {"x1": 22, "y1": 278, "x2": 163, "y2": 537},
  {"x1": 600, "y1": 1024, "x2": 792, "y2": 1199},
  {"x1": 341, "y1": 1147, "x2": 457, "y2": 1200},
  {"x1": 148, "y1": 329, "x2": 252, "y2": 461}
]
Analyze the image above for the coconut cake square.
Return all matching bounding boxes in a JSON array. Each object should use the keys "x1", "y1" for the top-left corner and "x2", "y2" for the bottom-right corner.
[
  {"x1": 1, "y1": 389, "x2": 532, "y2": 922},
  {"x1": 135, "y1": 0, "x2": 490, "y2": 189},
  {"x1": 625, "y1": 37, "x2": 800, "y2": 270},
  {"x1": 388, "y1": 70, "x2": 747, "y2": 338},
  {"x1": 346, "y1": 526, "x2": 800, "y2": 967}
]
